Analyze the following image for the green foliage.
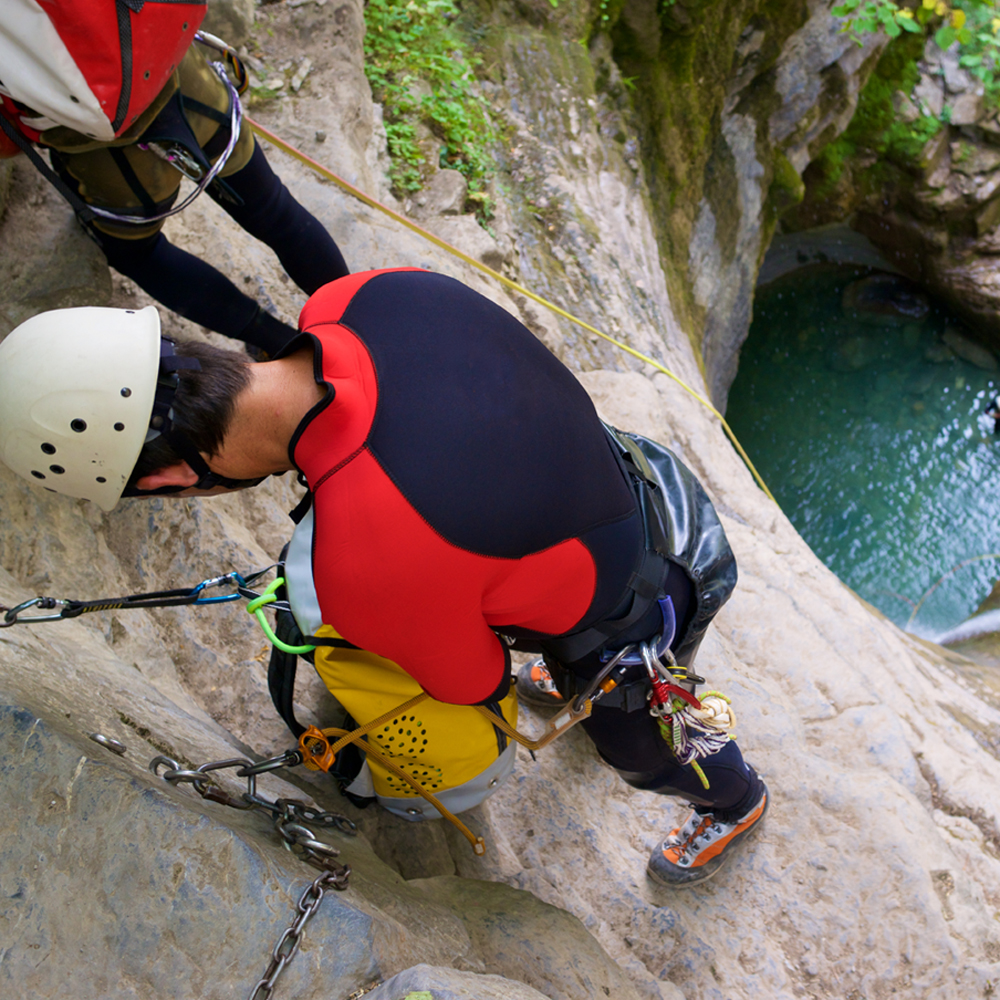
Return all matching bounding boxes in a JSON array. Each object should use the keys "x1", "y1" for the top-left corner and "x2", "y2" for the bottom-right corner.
[
  {"x1": 952, "y1": 0, "x2": 1000, "y2": 102},
  {"x1": 832, "y1": 1, "x2": 1000, "y2": 99},
  {"x1": 363, "y1": 0, "x2": 499, "y2": 211},
  {"x1": 831, "y1": 0, "x2": 924, "y2": 40},
  {"x1": 811, "y1": 31, "x2": 942, "y2": 197}
]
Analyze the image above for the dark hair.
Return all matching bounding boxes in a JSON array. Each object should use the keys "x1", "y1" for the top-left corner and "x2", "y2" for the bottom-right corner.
[{"x1": 127, "y1": 340, "x2": 252, "y2": 489}]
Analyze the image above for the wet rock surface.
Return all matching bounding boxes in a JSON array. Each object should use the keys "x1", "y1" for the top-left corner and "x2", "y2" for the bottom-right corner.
[{"x1": 0, "y1": 2, "x2": 999, "y2": 1000}]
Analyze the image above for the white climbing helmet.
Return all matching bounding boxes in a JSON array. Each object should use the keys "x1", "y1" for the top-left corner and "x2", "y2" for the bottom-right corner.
[{"x1": 0, "y1": 305, "x2": 161, "y2": 511}]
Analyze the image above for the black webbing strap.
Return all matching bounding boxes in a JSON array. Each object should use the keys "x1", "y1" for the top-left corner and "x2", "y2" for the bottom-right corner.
[
  {"x1": 182, "y1": 96, "x2": 229, "y2": 126},
  {"x1": 36, "y1": 569, "x2": 269, "y2": 621},
  {"x1": 540, "y1": 428, "x2": 671, "y2": 666},
  {"x1": 59, "y1": 586, "x2": 221, "y2": 617},
  {"x1": 109, "y1": 146, "x2": 157, "y2": 212},
  {"x1": 0, "y1": 114, "x2": 102, "y2": 244},
  {"x1": 268, "y1": 609, "x2": 306, "y2": 739},
  {"x1": 113, "y1": 0, "x2": 135, "y2": 135}
]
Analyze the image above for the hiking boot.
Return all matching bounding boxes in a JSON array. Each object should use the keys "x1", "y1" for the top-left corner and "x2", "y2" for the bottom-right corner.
[
  {"x1": 647, "y1": 783, "x2": 769, "y2": 888},
  {"x1": 514, "y1": 658, "x2": 565, "y2": 708}
]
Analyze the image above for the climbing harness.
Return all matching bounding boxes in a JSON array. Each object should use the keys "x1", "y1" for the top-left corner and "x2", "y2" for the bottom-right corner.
[
  {"x1": 2, "y1": 426, "x2": 741, "y2": 841},
  {"x1": 0, "y1": 32, "x2": 248, "y2": 239},
  {"x1": 481, "y1": 640, "x2": 734, "y2": 790},
  {"x1": 245, "y1": 117, "x2": 776, "y2": 504},
  {"x1": 4, "y1": 558, "x2": 729, "y2": 851},
  {"x1": 86, "y1": 48, "x2": 245, "y2": 227}
]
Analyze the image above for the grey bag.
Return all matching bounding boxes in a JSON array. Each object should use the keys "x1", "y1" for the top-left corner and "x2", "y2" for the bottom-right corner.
[{"x1": 609, "y1": 426, "x2": 737, "y2": 668}]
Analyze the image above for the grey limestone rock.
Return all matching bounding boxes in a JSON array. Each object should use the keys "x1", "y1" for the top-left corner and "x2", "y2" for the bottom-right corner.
[
  {"x1": 364, "y1": 964, "x2": 553, "y2": 1000},
  {"x1": 413, "y1": 168, "x2": 469, "y2": 218},
  {"x1": 949, "y1": 91, "x2": 985, "y2": 127},
  {"x1": 942, "y1": 326, "x2": 998, "y2": 369},
  {"x1": 0, "y1": 159, "x2": 111, "y2": 338},
  {"x1": 2, "y1": 3, "x2": 1000, "y2": 1000},
  {"x1": 201, "y1": 0, "x2": 255, "y2": 47},
  {"x1": 914, "y1": 72, "x2": 945, "y2": 119}
]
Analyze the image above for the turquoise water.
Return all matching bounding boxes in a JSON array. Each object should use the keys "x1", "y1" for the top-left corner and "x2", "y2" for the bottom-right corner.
[{"x1": 727, "y1": 266, "x2": 1000, "y2": 636}]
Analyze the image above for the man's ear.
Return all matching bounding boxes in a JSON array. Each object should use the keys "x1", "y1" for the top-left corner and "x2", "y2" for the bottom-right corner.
[{"x1": 134, "y1": 461, "x2": 199, "y2": 491}]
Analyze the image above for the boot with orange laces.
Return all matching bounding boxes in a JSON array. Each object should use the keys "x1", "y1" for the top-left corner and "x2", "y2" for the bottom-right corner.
[
  {"x1": 514, "y1": 658, "x2": 566, "y2": 707},
  {"x1": 647, "y1": 778, "x2": 769, "y2": 888}
]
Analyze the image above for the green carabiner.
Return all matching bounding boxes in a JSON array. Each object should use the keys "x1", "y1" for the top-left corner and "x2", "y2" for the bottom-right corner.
[{"x1": 246, "y1": 578, "x2": 316, "y2": 655}]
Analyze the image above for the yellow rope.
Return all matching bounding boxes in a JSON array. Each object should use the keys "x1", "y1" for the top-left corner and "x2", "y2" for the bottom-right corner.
[
  {"x1": 326, "y1": 692, "x2": 429, "y2": 758},
  {"x1": 246, "y1": 118, "x2": 775, "y2": 503}
]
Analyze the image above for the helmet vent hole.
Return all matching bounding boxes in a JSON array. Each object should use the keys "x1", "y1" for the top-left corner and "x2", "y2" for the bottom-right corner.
[
  {"x1": 49, "y1": 465, "x2": 65, "y2": 475},
  {"x1": 96, "y1": 477, "x2": 107, "y2": 484},
  {"x1": 31, "y1": 471, "x2": 45, "y2": 480},
  {"x1": 70, "y1": 419, "x2": 87, "y2": 433},
  {"x1": 40, "y1": 443, "x2": 56, "y2": 455},
  {"x1": 114, "y1": 423, "x2": 125, "y2": 432},
  {"x1": 121, "y1": 387, "x2": 132, "y2": 397}
]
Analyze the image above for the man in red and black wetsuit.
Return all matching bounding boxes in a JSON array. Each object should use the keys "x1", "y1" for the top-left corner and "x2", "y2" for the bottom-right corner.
[{"x1": 0, "y1": 268, "x2": 768, "y2": 887}]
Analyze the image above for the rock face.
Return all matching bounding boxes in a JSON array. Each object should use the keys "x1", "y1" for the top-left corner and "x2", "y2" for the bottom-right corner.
[
  {"x1": 1, "y1": 2, "x2": 1000, "y2": 1000},
  {"x1": 608, "y1": 0, "x2": 888, "y2": 406},
  {"x1": 841, "y1": 272, "x2": 930, "y2": 326},
  {"x1": 790, "y1": 31, "x2": 1000, "y2": 353},
  {"x1": 0, "y1": 160, "x2": 111, "y2": 336}
]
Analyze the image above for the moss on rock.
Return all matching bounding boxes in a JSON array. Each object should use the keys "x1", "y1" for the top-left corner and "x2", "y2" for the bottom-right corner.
[
  {"x1": 789, "y1": 30, "x2": 940, "y2": 230},
  {"x1": 606, "y1": 0, "x2": 811, "y2": 352}
]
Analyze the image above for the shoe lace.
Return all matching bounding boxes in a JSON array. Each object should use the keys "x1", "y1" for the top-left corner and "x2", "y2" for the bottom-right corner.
[{"x1": 677, "y1": 815, "x2": 715, "y2": 857}]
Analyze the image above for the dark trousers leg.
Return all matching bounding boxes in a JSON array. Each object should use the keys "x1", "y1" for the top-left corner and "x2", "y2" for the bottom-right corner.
[
  {"x1": 582, "y1": 705, "x2": 760, "y2": 812},
  {"x1": 100, "y1": 231, "x2": 298, "y2": 354},
  {"x1": 567, "y1": 542, "x2": 760, "y2": 815},
  {"x1": 210, "y1": 140, "x2": 349, "y2": 294}
]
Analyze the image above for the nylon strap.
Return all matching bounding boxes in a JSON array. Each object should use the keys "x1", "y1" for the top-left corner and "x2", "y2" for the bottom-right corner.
[{"x1": 0, "y1": 114, "x2": 101, "y2": 241}]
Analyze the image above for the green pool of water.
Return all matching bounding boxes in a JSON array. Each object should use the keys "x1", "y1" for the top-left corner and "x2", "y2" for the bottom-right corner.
[{"x1": 727, "y1": 266, "x2": 1000, "y2": 637}]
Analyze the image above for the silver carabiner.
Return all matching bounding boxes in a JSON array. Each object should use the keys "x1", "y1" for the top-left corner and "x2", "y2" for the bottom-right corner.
[
  {"x1": 0, "y1": 596, "x2": 70, "y2": 627},
  {"x1": 572, "y1": 643, "x2": 636, "y2": 711}
]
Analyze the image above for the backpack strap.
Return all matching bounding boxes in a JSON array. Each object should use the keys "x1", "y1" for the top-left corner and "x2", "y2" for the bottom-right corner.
[
  {"x1": 266, "y1": 543, "x2": 361, "y2": 740},
  {"x1": 0, "y1": 113, "x2": 102, "y2": 244}
]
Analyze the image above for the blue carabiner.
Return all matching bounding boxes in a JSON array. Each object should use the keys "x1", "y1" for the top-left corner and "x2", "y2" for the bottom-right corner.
[
  {"x1": 599, "y1": 596, "x2": 676, "y2": 666},
  {"x1": 191, "y1": 571, "x2": 249, "y2": 605}
]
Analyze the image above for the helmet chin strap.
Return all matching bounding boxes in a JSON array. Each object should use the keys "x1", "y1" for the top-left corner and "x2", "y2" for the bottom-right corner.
[
  {"x1": 121, "y1": 340, "x2": 267, "y2": 498},
  {"x1": 163, "y1": 426, "x2": 267, "y2": 492}
]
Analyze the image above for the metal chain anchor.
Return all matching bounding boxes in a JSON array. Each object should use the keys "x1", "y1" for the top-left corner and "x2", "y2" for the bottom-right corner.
[
  {"x1": 149, "y1": 751, "x2": 355, "y2": 877},
  {"x1": 149, "y1": 750, "x2": 355, "y2": 999},
  {"x1": 247, "y1": 870, "x2": 341, "y2": 1000}
]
